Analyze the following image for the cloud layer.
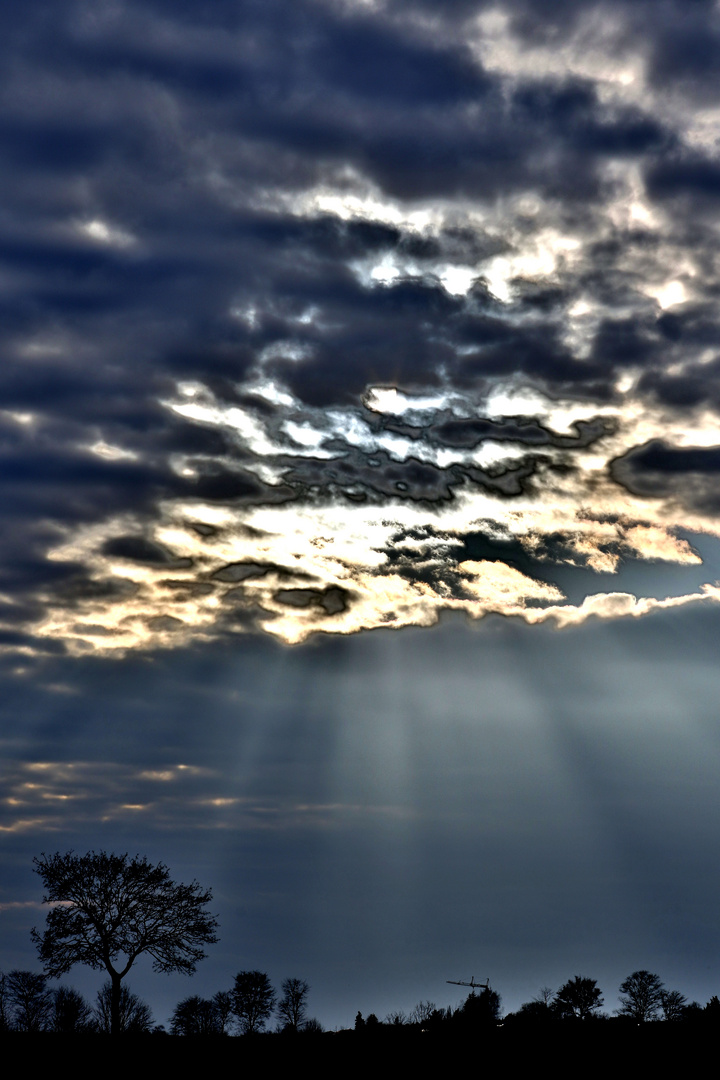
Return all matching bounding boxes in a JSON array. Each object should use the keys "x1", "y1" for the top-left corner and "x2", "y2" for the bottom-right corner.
[{"x1": 2, "y1": 0, "x2": 720, "y2": 657}]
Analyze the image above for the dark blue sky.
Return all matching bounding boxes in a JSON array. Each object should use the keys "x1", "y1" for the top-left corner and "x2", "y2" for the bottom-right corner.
[{"x1": 2, "y1": 0, "x2": 720, "y2": 1029}]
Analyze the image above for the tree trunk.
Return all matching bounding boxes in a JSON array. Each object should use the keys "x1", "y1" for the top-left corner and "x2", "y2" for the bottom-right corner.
[{"x1": 110, "y1": 972, "x2": 122, "y2": 1036}]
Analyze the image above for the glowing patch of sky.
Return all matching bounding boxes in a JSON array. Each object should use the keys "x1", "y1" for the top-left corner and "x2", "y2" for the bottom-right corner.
[
  {"x1": 89, "y1": 441, "x2": 139, "y2": 462},
  {"x1": 364, "y1": 386, "x2": 452, "y2": 415},
  {"x1": 469, "y1": 3, "x2": 720, "y2": 187},
  {"x1": 77, "y1": 218, "x2": 136, "y2": 248},
  {"x1": 472, "y1": 6, "x2": 645, "y2": 99}
]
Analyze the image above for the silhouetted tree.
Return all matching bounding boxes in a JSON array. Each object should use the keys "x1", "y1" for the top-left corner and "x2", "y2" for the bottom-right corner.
[
  {"x1": 705, "y1": 995, "x2": 720, "y2": 1024},
  {"x1": 660, "y1": 989, "x2": 687, "y2": 1022},
  {"x1": 409, "y1": 1000, "x2": 436, "y2": 1025},
  {"x1": 277, "y1": 977, "x2": 310, "y2": 1031},
  {"x1": 0, "y1": 972, "x2": 9, "y2": 1032},
  {"x1": 212, "y1": 990, "x2": 234, "y2": 1034},
  {"x1": 427, "y1": 1006, "x2": 453, "y2": 1027},
  {"x1": 32, "y1": 850, "x2": 218, "y2": 1036},
  {"x1": 511, "y1": 985, "x2": 555, "y2": 1024},
  {"x1": 513, "y1": 999, "x2": 553, "y2": 1024},
  {"x1": 6, "y1": 970, "x2": 53, "y2": 1032},
  {"x1": 553, "y1": 976, "x2": 603, "y2": 1020},
  {"x1": 231, "y1": 970, "x2": 275, "y2": 1034},
  {"x1": 618, "y1": 971, "x2": 664, "y2": 1022},
  {"x1": 303, "y1": 1017, "x2": 324, "y2": 1033},
  {"x1": 52, "y1": 986, "x2": 94, "y2": 1033},
  {"x1": 170, "y1": 995, "x2": 222, "y2": 1036},
  {"x1": 94, "y1": 981, "x2": 153, "y2": 1034},
  {"x1": 458, "y1": 986, "x2": 502, "y2": 1028},
  {"x1": 683, "y1": 1001, "x2": 705, "y2": 1023}
]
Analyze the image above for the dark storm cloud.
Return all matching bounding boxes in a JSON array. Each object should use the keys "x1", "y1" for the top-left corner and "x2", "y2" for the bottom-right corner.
[
  {"x1": 625, "y1": 442, "x2": 720, "y2": 474},
  {"x1": 613, "y1": 440, "x2": 720, "y2": 514},
  {"x1": 429, "y1": 414, "x2": 614, "y2": 450},
  {"x1": 643, "y1": 0, "x2": 720, "y2": 100},
  {"x1": 639, "y1": 360, "x2": 720, "y2": 412},
  {"x1": 646, "y1": 153, "x2": 720, "y2": 204}
]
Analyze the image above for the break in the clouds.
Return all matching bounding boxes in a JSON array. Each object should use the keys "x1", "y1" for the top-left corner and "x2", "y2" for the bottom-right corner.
[{"x1": 3, "y1": 0, "x2": 720, "y2": 657}]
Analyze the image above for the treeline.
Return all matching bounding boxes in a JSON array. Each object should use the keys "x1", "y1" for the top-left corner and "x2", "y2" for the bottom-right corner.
[
  {"x1": 6, "y1": 966, "x2": 720, "y2": 1037},
  {"x1": 354, "y1": 973, "x2": 720, "y2": 1033},
  {"x1": 19, "y1": 850, "x2": 718, "y2": 1045},
  {"x1": 504, "y1": 972, "x2": 720, "y2": 1025},
  {"x1": 170, "y1": 973, "x2": 322, "y2": 1036},
  {"x1": 0, "y1": 971, "x2": 153, "y2": 1034},
  {"x1": 0, "y1": 969, "x2": 321, "y2": 1036}
]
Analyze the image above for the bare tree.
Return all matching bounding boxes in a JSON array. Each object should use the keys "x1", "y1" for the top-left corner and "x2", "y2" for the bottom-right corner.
[
  {"x1": 661, "y1": 989, "x2": 688, "y2": 1022},
  {"x1": 231, "y1": 970, "x2": 275, "y2": 1034},
  {"x1": 6, "y1": 970, "x2": 54, "y2": 1032},
  {"x1": 617, "y1": 971, "x2": 664, "y2": 1022},
  {"x1": 409, "y1": 1000, "x2": 436, "y2": 1025},
  {"x1": 383, "y1": 1009, "x2": 408, "y2": 1026},
  {"x1": 32, "y1": 850, "x2": 218, "y2": 1036},
  {"x1": 52, "y1": 986, "x2": 95, "y2": 1033},
  {"x1": 277, "y1": 977, "x2": 310, "y2": 1031},
  {"x1": 212, "y1": 990, "x2": 234, "y2": 1034},
  {"x1": 94, "y1": 981, "x2": 153, "y2": 1034}
]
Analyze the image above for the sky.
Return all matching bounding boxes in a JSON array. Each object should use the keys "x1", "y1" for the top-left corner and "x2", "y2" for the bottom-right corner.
[{"x1": 2, "y1": 0, "x2": 720, "y2": 1030}]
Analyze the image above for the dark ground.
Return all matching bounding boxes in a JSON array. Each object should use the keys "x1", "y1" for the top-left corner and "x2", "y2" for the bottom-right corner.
[{"x1": 4, "y1": 1023, "x2": 704, "y2": 1071}]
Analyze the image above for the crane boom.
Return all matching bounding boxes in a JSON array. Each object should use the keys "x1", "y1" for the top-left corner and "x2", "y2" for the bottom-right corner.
[{"x1": 446, "y1": 977, "x2": 489, "y2": 991}]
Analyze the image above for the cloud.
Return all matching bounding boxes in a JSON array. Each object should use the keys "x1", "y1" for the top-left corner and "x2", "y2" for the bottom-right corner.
[
  {"x1": 0, "y1": 0, "x2": 718, "y2": 660},
  {"x1": 0, "y1": 900, "x2": 45, "y2": 912},
  {"x1": 523, "y1": 583, "x2": 720, "y2": 629},
  {"x1": 7, "y1": 379, "x2": 713, "y2": 651},
  {"x1": 0, "y1": 758, "x2": 412, "y2": 837}
]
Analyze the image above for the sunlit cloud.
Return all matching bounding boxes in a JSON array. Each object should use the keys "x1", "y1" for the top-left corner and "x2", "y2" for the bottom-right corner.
[
  {"x1": 524, "y1": 584, "x2": 720, "y2": 630},
  {"x1": 14, "y1": 373, "x2": 716, "y2": 654},
  {"x1": 77, "y1": 219, "x2": 137, "y2": 248},
  {"x1": 472, "y1": 5, "x2": 646, "y2": 91}
]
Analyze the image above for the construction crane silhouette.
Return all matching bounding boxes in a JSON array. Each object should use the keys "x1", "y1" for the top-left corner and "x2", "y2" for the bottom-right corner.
[{"x1": 446, "y1": 977, "x2": 489, "y2": 993}]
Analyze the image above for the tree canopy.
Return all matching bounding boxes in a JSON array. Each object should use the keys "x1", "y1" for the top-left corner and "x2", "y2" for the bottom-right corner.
[
  {"x1": 553, "y1": 976, "x2": 604, "y2": 1020},
  {"x1": 617, "y1": 970, "x2": 665, "y2": 1022},
  {"x1": 5, "y1": 970, "x2": 53, "y2": 1032},
  {"x1": 661, "y1": 989, "x2": 688, "y2": 1022},
  {"x1": 458, "y1": 986, "x2": 502, "y2": 1027},
  {"x1": 32, "y1": 850, "x2": 218, "y2": 1035},
  {"x1": 231, "y1": 970, "x2": 275, "y2": 1034},
  {"x1": 52, "y1": 986, "x2": 94, "y2": 1034},
  {"x1": 171, "y1": 994, "x2": 223, "y2": 1036},
  {"x1": 277, "y1": 977, "x2": 310, "y2": 1031}
]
